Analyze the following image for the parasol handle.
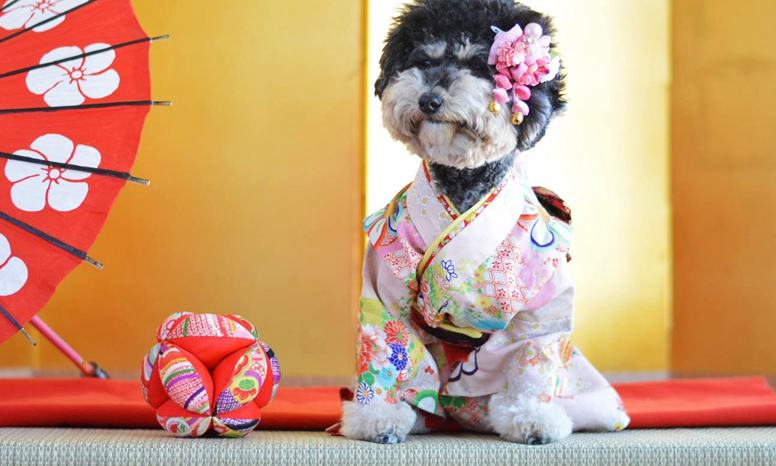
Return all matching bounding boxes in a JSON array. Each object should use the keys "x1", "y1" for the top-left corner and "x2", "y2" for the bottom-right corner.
[{"x1": 28, "y1": 316, "x2": 109, "y2": 379}]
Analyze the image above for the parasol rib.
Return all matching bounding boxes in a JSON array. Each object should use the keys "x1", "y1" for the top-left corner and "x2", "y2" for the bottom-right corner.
[
  {"x1": 0, "y1": 100, "x2": 172, "y2": 114},
  {"x1": 0, "y1": 0, "x2": 100, "y2": 46},
  {"x1": 0, "y1": 0, "x2": 22, "y2": 14},
  {"x1": 0, "y1": 302, "x2": 35, "y2": 344},
  {"x1": 0, "y1": 151, "x2": 150, "y2": 185},
  {"x1": 0, "y1": 209, "x2": 103, "y2": 269},
  {"x1": 0, "y1": 36, "x2": 168, "y2": 81}
]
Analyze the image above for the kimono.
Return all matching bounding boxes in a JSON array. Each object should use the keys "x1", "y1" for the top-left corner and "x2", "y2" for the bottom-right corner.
[{"x1": 353, "y1": 160, "x2": 630, "y2": 433}]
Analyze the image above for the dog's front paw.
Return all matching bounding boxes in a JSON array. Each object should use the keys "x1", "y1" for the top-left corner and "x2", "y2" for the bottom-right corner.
[
  {"x1": 488, "y1": 393, "x2": 572, "y2": 445},
  {"x1": 340, "y1": 400, "x2": 416, "y2": 444}
]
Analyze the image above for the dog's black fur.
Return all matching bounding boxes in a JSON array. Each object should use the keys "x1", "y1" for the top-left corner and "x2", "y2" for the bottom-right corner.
[
  {"x1": 377, "y1": 0, "x2": 566, "y2": 211},
  {"x1": 428, "y1": 153, "x2": 515, "y2": 211}
]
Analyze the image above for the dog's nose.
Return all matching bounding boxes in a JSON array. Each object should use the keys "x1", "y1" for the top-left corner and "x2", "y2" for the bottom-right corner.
[{"x1": 418, "y1": 94, "x2": 443, "y2": 115}]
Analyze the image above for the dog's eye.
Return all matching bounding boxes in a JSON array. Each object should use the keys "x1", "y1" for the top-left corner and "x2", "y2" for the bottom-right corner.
[{"x1": 422, "y1": 60, "x2": 433, "y2": 68}]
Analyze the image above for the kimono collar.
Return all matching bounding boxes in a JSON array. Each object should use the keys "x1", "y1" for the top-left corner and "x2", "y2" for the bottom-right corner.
[
  {"x1": 406, "y1": 161, "x2": 518, "y2": 249},
  {"x1": 422, "y1": 161, "x2": 515, "y2": 219}
]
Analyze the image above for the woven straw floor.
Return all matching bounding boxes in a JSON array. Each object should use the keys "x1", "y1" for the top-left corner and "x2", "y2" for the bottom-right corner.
[{"x1": 1, "y1": 428, "x2": 775, "y2": 466}]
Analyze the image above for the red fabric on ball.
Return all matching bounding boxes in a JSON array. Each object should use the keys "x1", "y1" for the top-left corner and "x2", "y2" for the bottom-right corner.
[{"x1": 140, "y1": 312, "x2": 281, "y2": 437}]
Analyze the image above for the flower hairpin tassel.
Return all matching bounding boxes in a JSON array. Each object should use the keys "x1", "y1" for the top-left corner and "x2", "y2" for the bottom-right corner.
[{"x1": 487, "y1": 22, "x2": 561, "y2": 125}]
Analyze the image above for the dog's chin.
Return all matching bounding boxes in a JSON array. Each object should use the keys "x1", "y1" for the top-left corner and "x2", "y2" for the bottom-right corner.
[{"x1": 408, "y1": 119, "x2": 507, "y2": 169}]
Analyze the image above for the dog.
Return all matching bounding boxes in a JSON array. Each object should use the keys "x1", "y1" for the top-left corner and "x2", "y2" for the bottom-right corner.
[{"x1": 340, "y1": 0, "x2": 630, "y2": 445}]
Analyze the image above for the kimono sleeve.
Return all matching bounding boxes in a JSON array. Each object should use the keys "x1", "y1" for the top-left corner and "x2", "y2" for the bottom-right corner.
[{"x1": 352, "y1": 245, "x2": 445, "y2": 417}]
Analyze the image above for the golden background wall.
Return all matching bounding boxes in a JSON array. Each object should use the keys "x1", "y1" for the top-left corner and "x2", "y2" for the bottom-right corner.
[
  {"x1": 367, "y1": 0, "x2": 671, "y2": 372},
  {"x1": 672, "y1": 0, "x2": 776, "y2": 374},
  {"x1": 0, "y1": 0, "x2": 365, "y2": 380},
  {"x1": 525, "y1": 0, "x2": 671, "y2": 372}
]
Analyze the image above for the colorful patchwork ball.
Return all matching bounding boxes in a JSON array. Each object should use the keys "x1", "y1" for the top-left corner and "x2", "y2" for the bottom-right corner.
[{"x1": 140, "y1": 312, "x2": 281, "y2": 438}]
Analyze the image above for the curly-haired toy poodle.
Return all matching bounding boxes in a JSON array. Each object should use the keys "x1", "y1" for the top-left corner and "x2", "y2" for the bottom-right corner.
[{"x1": 340, "y1": 0, "x2": 630, "y2": 445}]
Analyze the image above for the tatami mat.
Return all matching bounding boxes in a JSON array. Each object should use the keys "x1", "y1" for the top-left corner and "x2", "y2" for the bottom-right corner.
[{"x1": 1, "y1": 428, "x2": 775, "y2": 466}]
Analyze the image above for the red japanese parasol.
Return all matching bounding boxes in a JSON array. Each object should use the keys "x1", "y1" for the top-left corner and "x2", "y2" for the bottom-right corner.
[{"x1": 0, "y1": 0, "x2": 167, "y2": 376}]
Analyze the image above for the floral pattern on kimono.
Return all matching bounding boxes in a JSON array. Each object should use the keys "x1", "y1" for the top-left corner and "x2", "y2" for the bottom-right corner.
[{"x1": 353, "y1": 161, "x2": 630, "y2": 433}]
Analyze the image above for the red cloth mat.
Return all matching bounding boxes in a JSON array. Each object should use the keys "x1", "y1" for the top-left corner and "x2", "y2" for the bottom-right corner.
[
  {"x1": 616, "y1": 377, "x2": 776, "y2": 428},
  {"x1": 1, "y1": 377, "x2": 775, "y2": 430}
]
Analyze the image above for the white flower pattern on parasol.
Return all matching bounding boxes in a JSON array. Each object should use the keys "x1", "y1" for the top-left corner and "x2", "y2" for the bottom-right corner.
[
  {"x1": 26, "y1": 43, "x2": 120, "y2": 107},
  {"x1": 0, "y1": 0, "x2": 88, "y2": 33},
  {"x1": 0, "y1": 233, "x2": 28, "y2": 297},
  {"x1": 5, "y1": 134, "x2": 100, "y2": 212}
]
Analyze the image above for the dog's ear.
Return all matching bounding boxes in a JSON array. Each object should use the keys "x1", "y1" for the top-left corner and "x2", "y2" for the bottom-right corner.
[
  {"x1": 374, "y1": 3, "x2": 426, "y2": 99},
  {"x1": 375, "y1": 18, "x2": 413, "y2": 99},
  {"x1": 374, "y1": 37, "x2": 395, "y2": 98},
  {"x1": 499, "y1": 6, "x2": 567, "y2": 151},
  {"x1": 516, "y1": 70, "x2": 567, "y2": 151},
  {"x1": 374, "y1": 51, "x2": 395, "y2": 99}
]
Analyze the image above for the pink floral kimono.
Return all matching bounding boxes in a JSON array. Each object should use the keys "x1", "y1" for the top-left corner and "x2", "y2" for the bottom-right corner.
[{"x1": 354, "y1": 161, "x2": 629, "y2": 432}]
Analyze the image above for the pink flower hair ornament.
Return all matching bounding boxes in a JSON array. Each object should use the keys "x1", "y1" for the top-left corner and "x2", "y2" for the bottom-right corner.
[{"x1": 487, "y1": 22, "x2": 561, "y2": 125}]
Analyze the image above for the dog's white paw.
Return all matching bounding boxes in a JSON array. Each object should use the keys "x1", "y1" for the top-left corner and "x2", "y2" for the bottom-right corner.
[
  {"x1": 488, "y1": 393, "x2": 573, "y2": 445},
  {"x1": 340, "y1": 400, "x2": 417, "y2": 444}
]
